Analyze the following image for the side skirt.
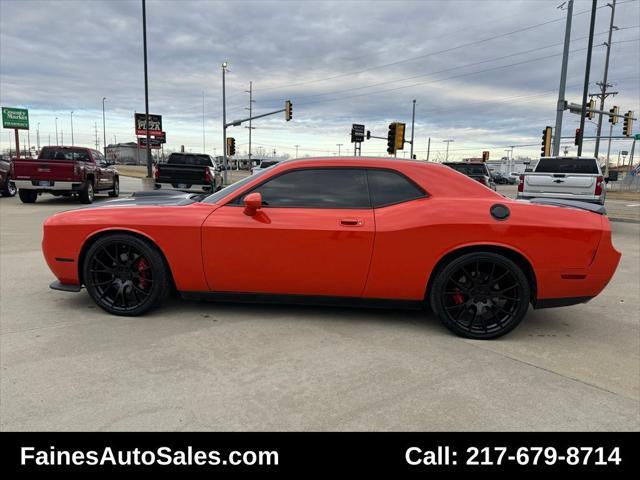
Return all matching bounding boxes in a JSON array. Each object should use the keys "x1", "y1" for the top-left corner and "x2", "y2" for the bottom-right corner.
[{"x1": 180, "y1": 291, "x2": 425, "y2": 310}]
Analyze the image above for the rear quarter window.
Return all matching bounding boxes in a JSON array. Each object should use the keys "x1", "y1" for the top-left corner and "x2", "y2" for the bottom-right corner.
[{"x1": 367, "y1": 169, "x2": 426, "y2": 207}]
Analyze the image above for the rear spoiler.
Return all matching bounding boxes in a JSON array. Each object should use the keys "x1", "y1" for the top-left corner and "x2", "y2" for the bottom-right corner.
[{"x1": 529, "y1": 198, "x2": 606, "y2": 215}]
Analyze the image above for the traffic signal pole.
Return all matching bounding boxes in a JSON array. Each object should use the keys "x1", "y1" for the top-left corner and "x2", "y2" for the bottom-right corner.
[
  {"x1": 553, "y1": 0, "x2": 573, "y2": 157},
  {"x1": 222, "y1": 62, "x2": 228, "y2": 185}
]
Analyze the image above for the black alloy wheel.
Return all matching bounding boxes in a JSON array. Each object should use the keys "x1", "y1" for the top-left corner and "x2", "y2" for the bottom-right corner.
[
  {"x1": 430, "y1": 252, "x2": 530, "y2": 339},
  {"x1": 83, "y1": 234, "x2": 171, "y2": 316}
]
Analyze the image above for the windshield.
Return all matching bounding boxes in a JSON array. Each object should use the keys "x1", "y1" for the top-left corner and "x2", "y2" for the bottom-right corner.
[
  {"x1": 201, "y1": 168, "x2": 270, "y2": 204},
  {"x1": 536, "y1": 158, "x2": 599, "y2": 174},
  {"x1": 165, "y1": 153, "x2": 212, "y2": 166},
  {"x1": 39, "y1": 147, "x2": 91, "y2": 161}
]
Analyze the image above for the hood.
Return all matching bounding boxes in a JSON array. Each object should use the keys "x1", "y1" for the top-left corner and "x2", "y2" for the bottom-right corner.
[{"x1": 83, "y1": 190, "x2": 203, "y2": 208}]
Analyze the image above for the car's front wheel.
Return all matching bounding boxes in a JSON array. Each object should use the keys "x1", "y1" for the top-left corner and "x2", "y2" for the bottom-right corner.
[
  {"x1": 429, "y1": 252, "x2": 530, "y2": 339},
  {"x1": 82, "y1": 234, "x2": 171, "y2": 316}
]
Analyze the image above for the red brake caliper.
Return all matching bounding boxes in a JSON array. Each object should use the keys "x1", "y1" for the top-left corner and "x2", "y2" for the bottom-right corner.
[
  {"x1": 137, "y1": 258, "x2": 149, "y2": 290},
  {"x1": 452, "y1": 288, "x2": 465, "y2": 305}
]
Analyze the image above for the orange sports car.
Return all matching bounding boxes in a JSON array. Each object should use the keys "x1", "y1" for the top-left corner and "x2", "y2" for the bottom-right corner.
[{"x1": 42, "y1": 157, "x2": 620, "y2": 339}]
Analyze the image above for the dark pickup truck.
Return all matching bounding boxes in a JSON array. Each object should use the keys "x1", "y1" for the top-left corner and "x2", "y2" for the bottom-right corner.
[
  {"x1": 12, "y1": 146, "x2": 119, "y2": 204},
  {"x1": 154, "y1": 153, "x2": 223, "y2": 193},
  {"x1": 443, "y1": 162, "x2": 496, "y2": 190}
]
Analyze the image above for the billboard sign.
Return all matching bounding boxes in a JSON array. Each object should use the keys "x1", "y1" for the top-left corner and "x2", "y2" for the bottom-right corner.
[
  {"x1": 350, "y1": 124, "x2": 365, "y2": 143},
  {"x1": 2, "y1": 107, "x2": 29, "y2": 129},
  {"x1": 135, "y1": 113, "x2": 162, "y2": 136},
  {"x1": 137, "y1": 137, "x2": 162, "y2": 149}
]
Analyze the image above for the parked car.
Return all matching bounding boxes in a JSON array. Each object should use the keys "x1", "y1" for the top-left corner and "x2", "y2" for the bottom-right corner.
[
  {"x1": 13, "y1": 146, "x2": 119, "y2": 204},
  {"x1": 0, "y1": 156, "x2": 17, "y2": 197},
  {"x1": 251, "y1": 159, "x2": 280, "y2": 175},
  {"x1": 443, "y1": 162, "x2": 496, "y2": 190},
  {"x1": 154, "y1": 153, "x2": 222, "y2": 192},
  {"x1": 517, "y1": 156, "x2": 605, "y2": 205},
  {"x1": 491, "y1": 172, "x2": 510, "y2": 185},
  {"x1": 43, "y1": 157, "x2": 620, "y2": 340}
]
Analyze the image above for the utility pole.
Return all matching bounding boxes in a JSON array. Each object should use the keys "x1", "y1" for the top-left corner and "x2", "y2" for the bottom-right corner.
[
  {"x1": 443, "y1": 139, "x2": 454, "y2": 161},
  {"x1": 245, "y1": 81, "x2": 255, "y2": 164},
  {"x1": 36, "y1": 122, "x2": 40, "y2": 151},
  {"x1": 202, "y1": 90, "x2": 206, "y2": 153},
  {"x1": 594, "y1": 0, "x2": 617, "y2": 158},
  {"x1": 426, "y1": 137, "x2": 431, "y2": 162},
  {"x1": 55, "y1": 117, "x2": 58, "y2": 146},
  {"x1": 553, "y1": 0, "x2": 573, "y2": 157},
  {"x1": 294, "y1": 144, "x2": 300, "y2": 158},
  {"x1": 94, "y1": 122, "x2": 99, "y2": 150},
  {"x1": 102, "y1": 97, "x2": 107, "y2": 156},
  {"x1": 221, "y1": 61, "x2": 228, "y2": 185},
  {"x1": 142, "y1": 0, "x2": 152, "y2": 178},
  {"x1": 577, "y1": 0, "x2": 598, "y2": 157},
  {"x1": 336, "y1": 143, "x2": 343, "y2": 156},
  {"x1": 70, "y1": 111, "x2": 74, "y2": 146},
  {"x1": 410, "y1": 99, "x2": 416, "y2": 159}
]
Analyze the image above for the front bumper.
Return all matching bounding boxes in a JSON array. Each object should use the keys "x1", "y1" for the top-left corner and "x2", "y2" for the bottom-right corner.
[{"x1": 49, "y1": 280, "x2": 81, "y2": 292}]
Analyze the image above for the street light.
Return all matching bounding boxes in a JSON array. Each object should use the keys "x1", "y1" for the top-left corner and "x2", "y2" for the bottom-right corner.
[
  {"x1": 70, "y1": 111, "x2": 74, "y2": 146},
  {"x1": 336, "y1": 143, "x2": 343, "y2": 156},
  {"x1": 37, "y1": 122, "x2": 40, "y2": 151},
  {"x1": 221, "y1": 61, "x2": 229, "y2": 185},
  {"x1": 443, "y1": 139, "x2": 454, "y2": 161},
  {"x1": 102, "y1": 97, "x2": 107, "y2": 156},
  {"x1": 55, "y1": 117, "x2": 59, "y2": 146}
]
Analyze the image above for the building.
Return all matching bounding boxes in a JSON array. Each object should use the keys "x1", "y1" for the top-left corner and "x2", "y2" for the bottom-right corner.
[
  {"x1": 485, "y1": 157, "x2": 538, "y2": 175},
  {"x1": 106, "y1": 142, "x2": 148, "y2": 165}
]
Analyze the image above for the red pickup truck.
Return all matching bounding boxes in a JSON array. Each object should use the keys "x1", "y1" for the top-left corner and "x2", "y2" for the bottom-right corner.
[{"x1": 12, "y1": 146, "x2": 119, "y2": 204}]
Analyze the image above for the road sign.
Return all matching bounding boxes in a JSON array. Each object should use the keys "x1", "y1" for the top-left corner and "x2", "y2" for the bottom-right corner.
[
  {"x1": 351, "y1": 124, "x2": 365, "y2": 143},
  {"x1": 137, "y1": 137, "x2": 162, "y2": 149},
  {"x1": 153, "y1": 131, "x2": 166, "y2": 143},
  {"x1": 2, "y1": 107, "x2": 29, "y2": 129},
  {"x1": 135, "y1": 113, "x2": 162, "y2": 136}
]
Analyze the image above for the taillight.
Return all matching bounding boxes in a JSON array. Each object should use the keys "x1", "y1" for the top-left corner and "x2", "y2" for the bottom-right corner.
[
  {"x1": 518, "y1": 175, "x2": 524, "y2": 192},
  {"x1": 9, "y1": 160, "x2": 15, "y2": 177},
  {"x1": 74, "y1": 162, "x2": 80, "y2": 177},
  {"x1": 595, "y1": 175, "x2": 604, "y2": 196},
  {"x1": 204, "y1": 167, "x2": 211, "y2": 183},
  {"x1": 153, "y1": 166, "x2": 159, "y2": 181}
]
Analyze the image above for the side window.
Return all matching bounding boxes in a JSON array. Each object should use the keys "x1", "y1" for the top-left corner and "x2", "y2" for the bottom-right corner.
[
  {"x1": 241, "y1": 169, "x2": 370, "y2": 208},
  {"x1": 93, "y1": 150, "x2": 106, "y2": 164},
  {"x1": 367, "y1": 169, "x2": 426, "y2": 208}
]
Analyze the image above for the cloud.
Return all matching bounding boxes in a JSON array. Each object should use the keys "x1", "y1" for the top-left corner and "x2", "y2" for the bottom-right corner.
[{"x1": 1, "y1": 0, "x2": 638, "y2": 159}]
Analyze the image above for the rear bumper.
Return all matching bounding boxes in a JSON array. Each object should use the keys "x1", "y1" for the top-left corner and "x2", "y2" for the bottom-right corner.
[
  {"x1": 155, "y1": 182, "x2": 212, "y2": 192},
  {"x1": 14, "y1": 180, "x2": 81, "y2": 191},
  {"x1": 517, "y1": 192, "x2": 604, "y2": 205}
]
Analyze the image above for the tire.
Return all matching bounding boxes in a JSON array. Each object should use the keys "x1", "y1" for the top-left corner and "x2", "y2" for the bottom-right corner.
[
  {"x1": 1, "y1": 177, "x2": 16, "y2": 197},
  {"x1": 18, "y1": 189, "x2": 37, "y2": 203},
  {"x1": 429, "y1": 252, "x2": 530, "y2": 339},
  {"x1": 82, "y1": 234, "x2": 171, "y2": 316},
  {"x1": 108, "y1": 177, "x2": 120, "y2": 197},
  {"x1": 79, "y1": 180, "x2": 94, "y2": 204}
]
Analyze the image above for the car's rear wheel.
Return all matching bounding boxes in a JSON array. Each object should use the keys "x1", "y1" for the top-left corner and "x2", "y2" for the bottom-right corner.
[
  {"x1": 108, "y1": 177, "x2": 119, "y2": 197},
  {"x1": 18, "y1": 189, "x2": 37, "y2": 203},
  {"x1": 83, "y1": 234, "x2": 171, "y2": 316},
  {"x1": 79, "y1": 180, "x2": 95, "y2": 204},
  {"x1": 430, "y1": 252, "x2": 530, "y2": 339}
]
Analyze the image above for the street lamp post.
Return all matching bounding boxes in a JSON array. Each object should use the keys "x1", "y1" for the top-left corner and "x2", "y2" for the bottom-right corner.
[
  {"x1": 55, "y1": 117, "x2": 59, "y2": 146},
  {"x1": 70, "y1": 111, "x2": 74, "y2": 146},
  {"x1": 36, "y1": 123, "x2": 40, "y2": 151},
  {"x1": 336, "y1": 143, "x2": 343, "y2": 156},
  {"x1": 102, "y1": 97, "x2": 107, "y2": 156},
  {"x1": 222, "y1": 61, "x2": 229, "y2": 185}
]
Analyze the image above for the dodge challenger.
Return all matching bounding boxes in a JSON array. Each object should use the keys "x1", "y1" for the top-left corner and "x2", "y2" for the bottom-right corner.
[{"x1": 42, "y1": 157, "x2": 621, "y2": 339}]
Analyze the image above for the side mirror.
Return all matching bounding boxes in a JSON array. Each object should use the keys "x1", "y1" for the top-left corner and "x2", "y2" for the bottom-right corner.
[{"x1": 243, "y1": 192, "x2": 262, "y2": 216}]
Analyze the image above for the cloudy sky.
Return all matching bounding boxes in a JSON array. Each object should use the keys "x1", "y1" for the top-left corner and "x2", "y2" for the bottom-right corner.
[{"x1": 1, "y1": 0, "x2": 638, "y2": 160}]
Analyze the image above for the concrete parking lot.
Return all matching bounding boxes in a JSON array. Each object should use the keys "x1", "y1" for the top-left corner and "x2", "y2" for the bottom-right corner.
[{"x1": 1, "y1": 179, "x2": 638, "y2": 431}]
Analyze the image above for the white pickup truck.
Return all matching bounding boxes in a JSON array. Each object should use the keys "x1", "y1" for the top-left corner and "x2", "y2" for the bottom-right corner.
[{"x1": 517, "y1": 156, "x2": 606, "y2": 205}]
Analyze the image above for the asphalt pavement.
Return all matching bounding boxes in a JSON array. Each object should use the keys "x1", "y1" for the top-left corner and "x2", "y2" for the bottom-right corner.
[{"x1": 0, "y1": 180, "x2": 638, "y2": 431}]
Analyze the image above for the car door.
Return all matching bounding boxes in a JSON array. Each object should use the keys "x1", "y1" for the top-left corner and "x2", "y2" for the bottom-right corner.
[
  {"x1": 202, "y1": 168, "x2": 375, "y2": 297},
  {"x1": 94, "y1": 150, "x2": 113, "y2": 188}
]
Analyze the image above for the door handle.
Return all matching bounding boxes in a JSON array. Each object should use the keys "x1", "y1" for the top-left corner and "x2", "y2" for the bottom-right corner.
[{"x1": 340, "y1": 218, "x2": 364, "y2": 227}]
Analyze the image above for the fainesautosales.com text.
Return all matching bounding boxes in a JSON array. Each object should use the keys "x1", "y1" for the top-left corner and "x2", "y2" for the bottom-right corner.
[{"x1": 20, "y1": 446, "x2": 279, "y2": 467}]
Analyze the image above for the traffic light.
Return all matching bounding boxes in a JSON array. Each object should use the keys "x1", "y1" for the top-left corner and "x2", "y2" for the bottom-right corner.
[
  {"x1": 366, "y1": 130, "x2": 371, "y2": 140},
  {"x1": 609, "y1": 105, "x2": 619, "y2": 124},
  {"x1": 541, "y1": 126, "x2": 552, "y2": 156},
  {"x1": 482, "y1": 150, "x2": 490, "y2": 162},
  {"x1": 387, "y1": 123, "x2": 397, "y2": 155},
  {"x1": 394, "y1": 122, "x2": 406, "y2": 151},
  {"x1": 586, "y1": 98, "x2": 595, "y2": 120},
  {"x1": 285, "y1": 100, "x2": 293, "y2": 121},
  {"x1": 226, "y1": 137, "x2": 236, "y2": 156},
  {"x1": 574, "y1": 128, "x2": 581, "y2": 146},
  {"x1": 623, "y1": 111, "x2": 634, "y2": 137}
]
